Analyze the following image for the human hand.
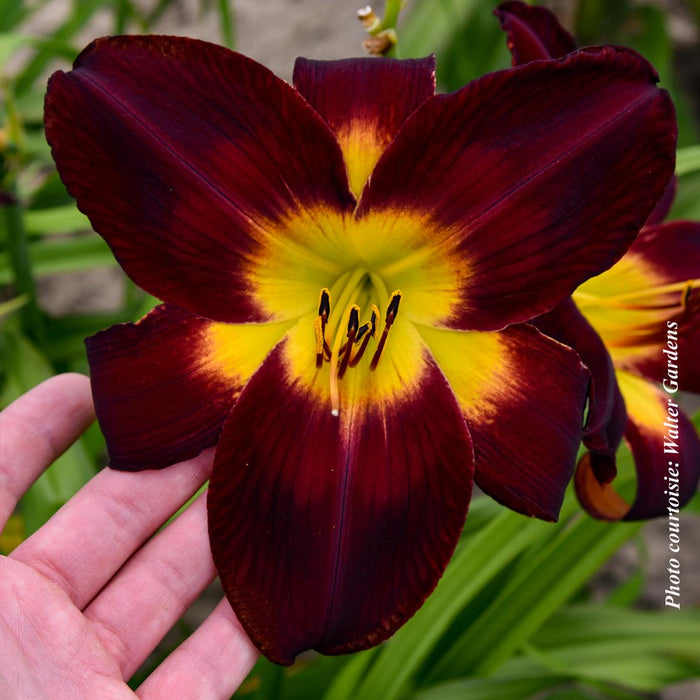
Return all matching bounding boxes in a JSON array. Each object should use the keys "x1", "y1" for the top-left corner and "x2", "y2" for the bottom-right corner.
[{"x1": 0, "y1": 373, "x2": 258, "y2": 699}]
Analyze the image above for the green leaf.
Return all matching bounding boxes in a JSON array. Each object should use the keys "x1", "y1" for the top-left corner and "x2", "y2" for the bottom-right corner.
[
  {"x1": 273, "y1": 653, "x2": 355, "y2": 700},
  {"x1": 432, "y1": 2, "x2": 511, "y2": 91},
  {"x1": 14, "y1": 0, "x2": 105, "y2": 96},
  {"x1": 0, "y1": 32, "x2": 33, "y2": 66},
  {"x1": 513, "y1": 605, "x2": 700, "y2": 692},
  {"x1": 254, "y1": 658, "x2": 285, "y2": 700},
  {"x1": 428, "y1": 514, "x2": 643, "y2": 680},
  {"x1": 527, "y1": 643, "x2": 699, "y2": 692},
  {"x1": 412, "y1": 675, "x2": 563, "y2": 700},
  {"x1": 0, "y1": 234, "x2": 116, "y2": 284},
  {"x1": 0, "y1": 327, "x2": 97, "y2": 535},
  {"x1": 322, "y1": 649, "x2": 377, "y2": 700},
  {"x1": 0, "y1": 294, "x2": 29, "y2": 320},
  {"x1": 0, "y1": 1, "x2": 26, "y2": 32},
  {"x1": 1, "y1": 182, "x2": 46, "y2": 343},
  {"x1": 400, "y1": 0, "x2": 481, "y2": 58},
  {"x1": 534, "y1": 604, "x2": 700, "y2": 653},
  {"x1": 216, "y1": 0, "x2": 235, "y2": 49},
  {"x1": 417, "y1": 604, "x2": 700, "y2": 698},
  {"x1": 676, "y1": 146, "x2": 700, "y2": 177},
  {"x1": 670, "y1": 172, "x2": 700, "y2": 220},
  {"x1": 540, "y1": 689, "x2": 628, "y2": 700},
  {"x1": 24, "y1": 204, "x2": 92, "y2": 236},
  {"x1": 352, "y1": 505, "x2": 553, "y2": 700}
]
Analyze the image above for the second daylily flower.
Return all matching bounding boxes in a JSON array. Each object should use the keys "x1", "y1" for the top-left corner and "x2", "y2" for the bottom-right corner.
[
  {"x1": 497, "y1": 0, "x2": 700, "y2": 520},
  {"x1": 45, "y1": 36, "x2": 675, "y2": 663}
]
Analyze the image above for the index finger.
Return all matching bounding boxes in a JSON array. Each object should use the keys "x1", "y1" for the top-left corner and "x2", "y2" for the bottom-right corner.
[{"x1": 0, "y1": 373, "x2": 95, "y2": 528}]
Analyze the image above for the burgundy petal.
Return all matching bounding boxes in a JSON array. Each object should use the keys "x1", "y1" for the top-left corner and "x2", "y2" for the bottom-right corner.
[
  {"x1": 293, "y1": 56, "x2": 435, "y2": 196},
  {"x1": 87, "y1": 304, "x2": 290, "y2": 469},
  {"x1": 624, "y1": 408, "x2": 700, "y2": 521},
  {"x1": 646, "y1": 176, "x2": 677, "y2": 226},
  {"x1": 45, "y1": 36, "x2": 354, "y2": 324},
  {"x1": 359, "y1": 47, "x2": 676, "y2": 331},
  {"x1": 534, "y1": 297, "x2": 626, "y2": 484},
  {"x1": 495, "y1": 0, "x2": 576, "y2": 64},
  {"x1": 495, "y1": 1, "x2": 677, "y2": 231},
  {"x1": 576, "y1": 373, "x2": 700, "y2": 521},
  {"x1": 419, "y1": 323, "x2": 589, "y2": 521},
  {"x1": 207, "y1": 337, "x2": 473, "y2": 664}
]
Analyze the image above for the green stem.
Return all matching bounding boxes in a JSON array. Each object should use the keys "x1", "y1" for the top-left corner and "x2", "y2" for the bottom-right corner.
[
  {"x1": 381, "y1": 0, "x2": 404, "y2": 32},
  {"x1": 216, "y1": 0, "x2": 236, "y2": 49},
  {"x1": 113, "y1": 0, "x2": 131, "y2": 34},
  {"x1": 3, "y1": 183, "x2": 45, "y2": 345},
  {"x1": 379, "y1": 0, "x2": 405, "y2": 56}
]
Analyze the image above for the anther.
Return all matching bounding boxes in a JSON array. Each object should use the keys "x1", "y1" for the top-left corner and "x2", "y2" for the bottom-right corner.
[
  {"x1": 370, "y1": 291, "x2": 401, "y2": 371},
  {"x1": 318, "y1": 288, "x2": 331, "y2": 320},
  {"x1": 682, "y1": 281, "x2": 693, "y2": 310},
  {"x1": 314, "y1": 316, "x2": 325, "y2": 368},
  {"x1": 355, "y1": 323, "x2": 370, "y2": 342},
  {"x1": 316, "y1": 288, "x2": 332, "y2": 367}
]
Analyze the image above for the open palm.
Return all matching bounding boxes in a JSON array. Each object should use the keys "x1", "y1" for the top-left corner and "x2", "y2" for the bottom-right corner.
[{"x1": 0, "y1": 374, "x2": 257, "y2": 699}]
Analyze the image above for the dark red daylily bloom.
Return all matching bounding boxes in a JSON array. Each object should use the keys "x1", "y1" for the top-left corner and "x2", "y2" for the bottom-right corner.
[
  {"x1": 45, "y1": 34, "x2": 675, "y2": 663},
  {"x1": 571, "y1": 190, "x2": 700, "y2": 520},
  {"x1": 497, "y1": 0, "x2": 700, "y2": 520}
]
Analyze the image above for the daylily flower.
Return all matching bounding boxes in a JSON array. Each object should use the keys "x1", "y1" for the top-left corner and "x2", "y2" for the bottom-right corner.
[
  {"x1": 44, "y1": 35, "x2": 675, "y2": 663},
  {"x1": 497, "y1": 0, "x2": 700, "y2": 520}
]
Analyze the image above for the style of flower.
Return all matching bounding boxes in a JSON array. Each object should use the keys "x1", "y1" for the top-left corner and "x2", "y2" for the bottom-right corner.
[
  {"x1": 45, "y1": 35, "x2": 675, "y2": 663},
  {"x1": 497, "y1": 0, "x2": 700, "y2": 520}
]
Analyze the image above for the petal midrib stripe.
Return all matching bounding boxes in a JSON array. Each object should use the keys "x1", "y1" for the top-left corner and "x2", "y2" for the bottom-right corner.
[
  {"x1": 78, "y1": 70, "x2": 276, "y2": 238},
  {"x1": 443, "y1": 88, "x2": 665, "y2": 257}
]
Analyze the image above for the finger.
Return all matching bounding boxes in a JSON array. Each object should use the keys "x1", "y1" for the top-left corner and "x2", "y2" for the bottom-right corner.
[
  {"x1": 84, "y1": 492, "x2": 216, "y2": 678},
  {"x1": 136, "y1": 598, "x2": 258, "y2": 700},
  {"x1": 10, "y1": 449, "x2": 213, "y2": 610},
  {"x1": 0, "y1": 373, "x2": 94, "y2": 527}
]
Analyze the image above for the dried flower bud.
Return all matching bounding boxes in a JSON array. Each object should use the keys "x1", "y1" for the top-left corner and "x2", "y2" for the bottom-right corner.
[{"x1": 363, "y1": 29, "x2": 397, "y2": 56}]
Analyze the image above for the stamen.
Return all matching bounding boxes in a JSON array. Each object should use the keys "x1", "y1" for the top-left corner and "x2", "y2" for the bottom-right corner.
[
  {"x1": 314, "y1": 283, "x2": 401, "y2": 417},
  {"x1": 349, "y1": 304, "x2": 378, "y2": 368},
  {"x1": 370, "y1": 291, "x2": 401, "y2": 371},
  {"x1": 681, "y1": 280, "x2": 694, "y2": 311},
  {"x1": 338, "y1": 305, "x2": 360, "y2": 380}
]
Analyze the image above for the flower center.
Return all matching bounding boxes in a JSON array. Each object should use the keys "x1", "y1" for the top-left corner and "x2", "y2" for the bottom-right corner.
[{"x1": 314, "y1": 268, "x2": 402, "y2": 417}]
